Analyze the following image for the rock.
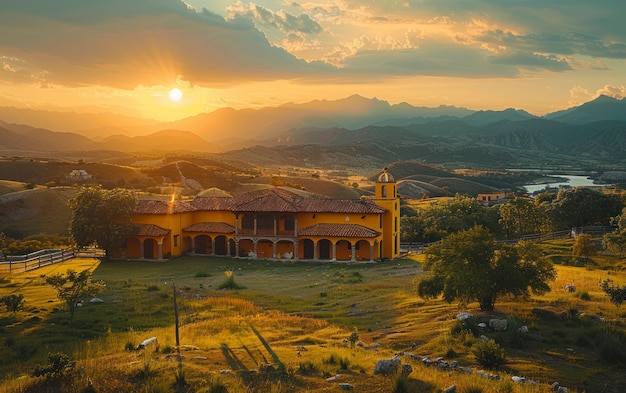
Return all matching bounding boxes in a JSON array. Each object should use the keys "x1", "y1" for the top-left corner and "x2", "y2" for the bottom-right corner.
[
  {"x1": 489, "y1": 318, "x2": 508, "y2": 331},
  {"x1": 325, "y1": 374, "x2": 340, "y2": 381},
  {"x1": 477, "y1": 322, "x2": 487, "y2": 328},
  {"x1": 512, "y1": 376, "x2": 525, "y2": 383},
  {"x1": 517, "y1": 325, "x2": 529, "y2": 333},
  {"x1": 456, "y1": 312, "x2": 473, "y2": 320},
  {"x1": 90, "y1": 297, "x2": 104, "y2": 303},
  {"x1": 373, "y1": 357, "x2": 401, "y2": 375},
  {"x1": 338, "y1": 383, "x2": 353, "y2": 390}
]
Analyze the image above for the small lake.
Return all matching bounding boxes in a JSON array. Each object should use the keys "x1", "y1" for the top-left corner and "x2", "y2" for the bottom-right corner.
[{"x1": 523, "y1": 174, "x2": 606, "y2": 194}]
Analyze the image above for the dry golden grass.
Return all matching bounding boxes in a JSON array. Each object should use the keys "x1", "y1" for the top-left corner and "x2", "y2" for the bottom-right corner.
[{"x1": 1, "y1": 249, "x2": 625, "y2": 392}]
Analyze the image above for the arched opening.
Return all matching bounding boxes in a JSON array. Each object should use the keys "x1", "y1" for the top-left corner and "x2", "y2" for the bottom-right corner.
[
  {"x1": 302, "y1": 239, "x2": 315, "y2": 259},
  {"x1": 143, "y1": 238, "x2": 157, "y2": 259},
  {"x1": 276, "y1": 240, "x2": 295, "y2": 259},
  {"x1": 319, "y1": 239, "x2": 331, "y2": 260},
  {"x1": 194, "y1": 235, "x2": 211, "y2": 254},
  {"x1": 356, "y1": 240, "x2": 371, "y2": 261},
  {"x1": 215, "y1": 235, "x2": 228, "y2": 256},
  {"x1": 239, "y1": 239, "x2": 254, "y2": 257},
  {"x1": 256, "y1": 239, "x2": 274, "y2": 259},
  {"x1": 335, "y1": 240, "x2": 352, "y2": 261}
]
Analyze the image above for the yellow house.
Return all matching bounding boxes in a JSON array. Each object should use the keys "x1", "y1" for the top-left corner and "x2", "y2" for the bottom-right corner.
[{"x1": 122, "y1": 169, "x2": 400, "y2": 262}]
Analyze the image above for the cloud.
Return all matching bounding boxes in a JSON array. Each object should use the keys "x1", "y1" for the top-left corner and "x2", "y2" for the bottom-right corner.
[
  {"x1": 596, "y1": 85, "x2": 626, "y2": 99},
  {"x1": 226, "y1": 2, "x2": 322, "y2": 35},
  {"x1": 0, "y1": 0, "x2": 330, "y2": 88},
  {"x1": 0, "y1": 0, "x2": 623, "y2": 91},
  {"x1": 341, "y1": 43, "x2": 520, "y2": 79}
]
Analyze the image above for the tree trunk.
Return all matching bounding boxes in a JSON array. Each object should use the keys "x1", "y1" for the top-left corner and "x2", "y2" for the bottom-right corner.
[{"x1": 479, "y1": 295, "x2": 495, "y2": 311}]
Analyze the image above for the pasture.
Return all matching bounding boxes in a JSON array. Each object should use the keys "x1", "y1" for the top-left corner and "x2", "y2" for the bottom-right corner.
[{"x1": 0, "y1": 243, "x2": 625, "y2": 392}]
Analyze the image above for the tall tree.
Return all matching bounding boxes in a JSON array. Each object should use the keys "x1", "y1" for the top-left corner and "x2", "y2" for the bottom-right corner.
[
  {"x1": 43, "y1": 269, "x2": 104, "y2": 322},
  {"x1": 416, "y1": 226, "x2": 555, "y2": 311},
  {"x1": 548, "y1": 187, "x2": 623, "y2": 229},
  {"x1": 573, "y1": 233, "x2": 598, "y2": 262},
  {"x1": 413, "y1": 195, "x2": 502, "y2": 242},
  {"x1": 69, "y1": 186, "x2": 136, "y2": 256},
  {"x1": 603, "y1": 207, "x2": 626, "y2": 258},
  {"x1": 499, "y1": 196, "x2": 550, "y2": 239}
]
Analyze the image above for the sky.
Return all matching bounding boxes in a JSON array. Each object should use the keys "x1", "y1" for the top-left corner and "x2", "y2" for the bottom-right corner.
[{"x1": 1, "y1": 0, "x2": 625, "y2": 121}]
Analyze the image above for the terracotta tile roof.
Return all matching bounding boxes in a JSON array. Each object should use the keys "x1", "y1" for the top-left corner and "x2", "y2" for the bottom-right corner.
[
  {"x1": 133, "y1": 224, "x2": 170, "y2": 237},
  {"x1": 189, "y1": 197, "x2": 237, "y2": 211},
  {"x1": 183, "y1": 222, "x2": 235, "y2": 233},
  {"x1": 230, "y1": 188, "x2": 303, "y2": 212},
  {"x1": 299, "y1": 224, "x2": 381, "y2": 238},
  {"x1": 135, "y1": 199, "x2": 194, "y2": 214},
  {"x1": 135, "y1": 188, "x2": 387, "y2": 215},
  {"x1": 300, "y1": 199, "x2": 386, "y2": 214}
]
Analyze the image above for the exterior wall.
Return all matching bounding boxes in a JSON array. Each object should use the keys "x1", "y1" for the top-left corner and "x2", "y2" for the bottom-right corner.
[{"x1": 194, "y1": 211, "x2": 235, "y2": 226}]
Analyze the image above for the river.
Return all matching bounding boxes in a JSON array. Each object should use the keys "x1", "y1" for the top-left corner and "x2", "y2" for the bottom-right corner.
[{"x1": 523, "y1": 174, "x2": 608, "y2": 194}]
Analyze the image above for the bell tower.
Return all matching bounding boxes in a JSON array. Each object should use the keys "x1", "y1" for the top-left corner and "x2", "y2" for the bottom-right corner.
[{"x1": 373, "y1": 167, "x2": 400, "y2": 259}]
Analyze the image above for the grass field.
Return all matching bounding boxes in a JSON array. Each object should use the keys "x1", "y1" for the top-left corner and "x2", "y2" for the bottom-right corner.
[{"x1": 1, "y1": 242, "x2": 625, "y2": 392}]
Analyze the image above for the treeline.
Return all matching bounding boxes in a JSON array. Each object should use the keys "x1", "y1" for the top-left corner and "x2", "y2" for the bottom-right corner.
[{"x1": 401, "y1": 187, "x2": 625, "y2": 243}]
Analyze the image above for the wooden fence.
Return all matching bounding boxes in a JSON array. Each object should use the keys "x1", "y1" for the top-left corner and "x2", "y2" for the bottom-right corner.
[{"x1": 0, "y1": 248, "x2": 105, "y2": 275}]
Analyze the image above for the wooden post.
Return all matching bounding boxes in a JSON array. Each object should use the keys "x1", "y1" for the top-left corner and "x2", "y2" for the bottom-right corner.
[{"x1": 173, "y1": 284, "x2": 180, "y2": 348}]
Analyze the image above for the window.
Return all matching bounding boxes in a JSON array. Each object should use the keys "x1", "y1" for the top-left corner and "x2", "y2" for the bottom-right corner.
[{"x1": 381, "y1": 185, "x2": 387, "y2": 198}]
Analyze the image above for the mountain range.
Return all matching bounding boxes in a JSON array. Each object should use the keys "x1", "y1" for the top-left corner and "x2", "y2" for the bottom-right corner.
[{"x1": 1, "y1": 94, "x2": 625, "y2": 170}]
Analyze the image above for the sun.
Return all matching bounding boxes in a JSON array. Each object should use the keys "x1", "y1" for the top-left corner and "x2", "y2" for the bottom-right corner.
[{"x1": 168, "y1": 88, "x2": 183, "y2": 102}]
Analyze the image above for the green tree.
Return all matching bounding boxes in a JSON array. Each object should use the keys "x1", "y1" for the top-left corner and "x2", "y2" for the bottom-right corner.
[
  {"x1": 604, "y1": 207, "x2": 626, "y2": 258},
  {"x1": 416, "y1": 226, "x2": 555, "y2": 311},
  {"x1": 573, "y1": 233, "x2": 598, "y2": 262},
  {"x1": 499, "y1": 196, "x2": 550, "y2": 239},
  {"x1": 1, "y1": 293, "x2": 25, "y2": 316},
  {"x1": 411, "y1": 195, "x2": 502, "y2": 242},
  {"x1": 68, "y1": 186, "x2": 136, "y2": 257},
  {"x1": 600, "y1": 279, "x2": 626, "y2": 309},
  {"x1": 43, "y1": 269, "x2": 104, "y2": 322},
  {"x1": 548, "y1": 187, "x2": 623, "y2": 229}
]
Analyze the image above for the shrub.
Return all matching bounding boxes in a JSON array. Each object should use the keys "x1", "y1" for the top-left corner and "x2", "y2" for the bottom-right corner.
[
  {"x1": 298, "y1": 361, "x2": 317, "y2": 375},
  {"x1": 33, "y1": 352, "x2": 76, "y2": 378},
  {"x1": 194, "y1": 270, "x2": 211, "y2": 278},
  {"x1": 147, "y1": 285, "x2": 159, "y2": 291},
  {"x1": 391, "y1": 368, "x2": 410, "y2": 393},
  {"x1": 207, "y1": 375, "x2": 229, "y2": 393},
  {"x1": 218, "y1": 270, "x2": 245, "y2": 290},
  {"x1": 472, "y1": 340, "x2": 506, "y2": 369}
]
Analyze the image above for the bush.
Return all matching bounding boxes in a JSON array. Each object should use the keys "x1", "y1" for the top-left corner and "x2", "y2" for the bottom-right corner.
[
  {"x1": 194, "y1": 270, "x2": 211, "y2": 278},
  {"x1": 472, "y1": 340, "x2": 506, "y2": 369},
  {"x1": 33, "y1": 352, "x2": 75, "y2": 378},
  {"x1": 298, "y1": 361, "x2": 317, "y2": 375},
  {"x1": 218, "y1": 270, "x2": 245, "y2": 290}
]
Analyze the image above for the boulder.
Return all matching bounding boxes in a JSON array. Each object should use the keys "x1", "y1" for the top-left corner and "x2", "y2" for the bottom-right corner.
[
  {"x1": 373, "y1": 357, "x2": 401, "y2": 375},
  {"x1": 489, "y1": 318, "x2": 508, "y2": 331}
]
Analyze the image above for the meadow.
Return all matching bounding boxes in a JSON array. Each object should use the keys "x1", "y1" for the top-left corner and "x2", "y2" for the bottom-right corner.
[{"x1": 0, "y1": 240, "x2": 625, "y2": 392}]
